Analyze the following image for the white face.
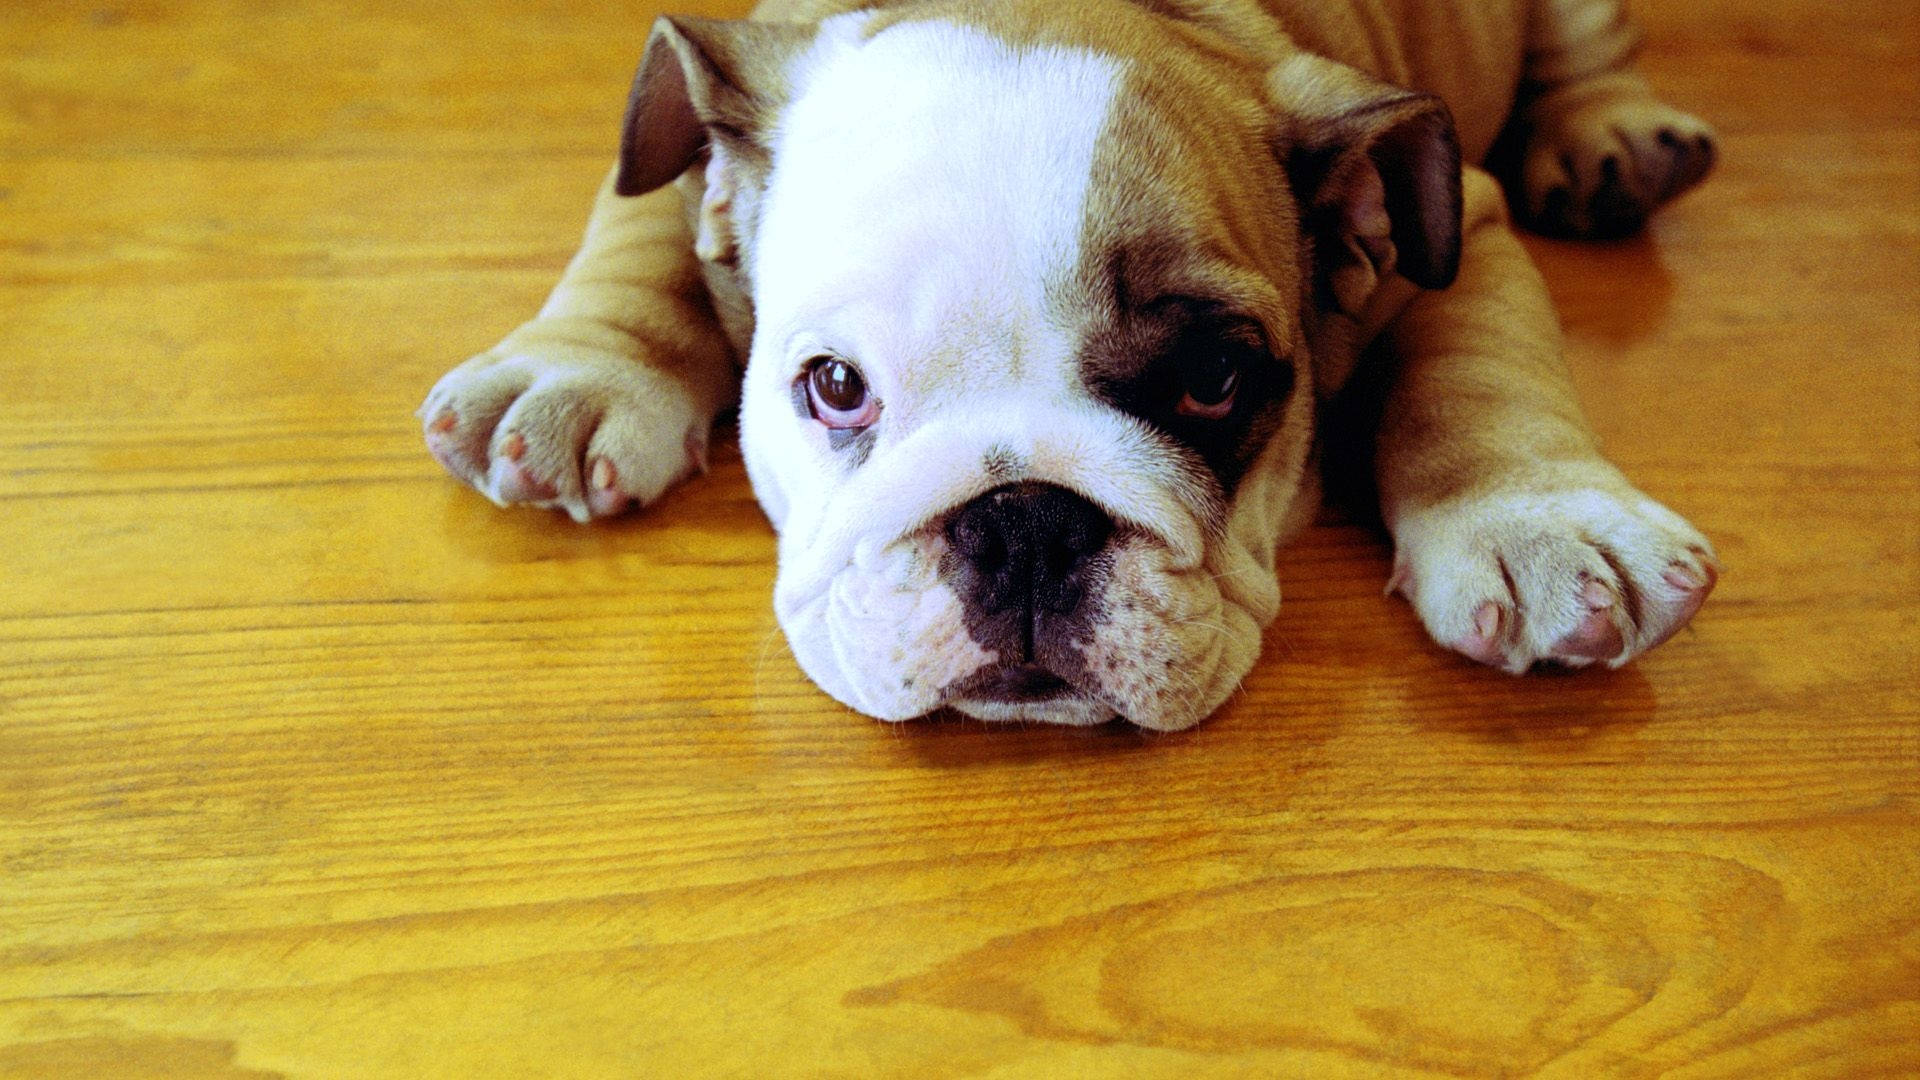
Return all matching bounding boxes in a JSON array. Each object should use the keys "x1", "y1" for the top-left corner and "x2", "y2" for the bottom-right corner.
[{"x1": 737, "y1": 17, "x2": 1316, "y2": 731}]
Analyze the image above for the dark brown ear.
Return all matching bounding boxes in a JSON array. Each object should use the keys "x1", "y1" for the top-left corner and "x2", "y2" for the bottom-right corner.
[
  {"x1": 1271, "y1": 55, "x2": 1462, "y2": 319},
  {"x1": 614, "y1": 17, "x2": 812, "y2": 198}
]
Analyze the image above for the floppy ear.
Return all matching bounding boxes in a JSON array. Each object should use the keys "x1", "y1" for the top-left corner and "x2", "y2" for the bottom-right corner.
[
  {"x1": 1271, "y1": 54, "x2": 1463, "y2": 320},
  {"x1": 614, "y1": 16, "x2": 812, "y2": 198}
]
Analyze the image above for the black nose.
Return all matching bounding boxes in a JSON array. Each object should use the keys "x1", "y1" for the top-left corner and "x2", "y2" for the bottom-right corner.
[{"x1": 945, "y1": 482, "x2": 1114, "y2": 623}]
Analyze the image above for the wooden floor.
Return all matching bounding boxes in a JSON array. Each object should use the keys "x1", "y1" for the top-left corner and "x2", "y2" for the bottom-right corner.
[{"x1": 3, "y1": 1, "x2": 1916, "y2": 1076}]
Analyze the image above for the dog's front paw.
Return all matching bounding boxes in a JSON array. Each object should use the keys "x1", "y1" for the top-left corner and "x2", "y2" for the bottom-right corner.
[
  {"x1": 1517, "y1": 95, "x2": 1717, "y2": 239},
  {"x1": 1389, "y1": 486, "x2": 1718, "y2": 673},
  {"x1": 419, "y1": 339, "x2": 708, "y2": 522}
]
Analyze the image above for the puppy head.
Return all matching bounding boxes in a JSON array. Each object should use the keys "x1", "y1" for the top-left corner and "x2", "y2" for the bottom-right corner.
[{"x1": 617, "y1": 5, "x2": 1461, "y2": 730}]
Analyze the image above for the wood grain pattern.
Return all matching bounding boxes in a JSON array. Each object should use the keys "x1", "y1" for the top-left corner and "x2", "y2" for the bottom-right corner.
[{"x1": 2, "y1": 0, "x2": 1916, "y2": 1076}]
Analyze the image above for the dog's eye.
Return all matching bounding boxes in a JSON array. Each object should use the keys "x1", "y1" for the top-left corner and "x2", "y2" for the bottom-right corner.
[
  {"x1": 804, "y1": 356, "x2": 879, "y2": 430},
  {"x1": 1176, "y1": 351, "x2": 1241, "y2": 420}
]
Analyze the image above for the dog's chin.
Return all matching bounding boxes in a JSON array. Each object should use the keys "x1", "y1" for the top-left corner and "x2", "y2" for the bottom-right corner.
[
  {"x1": 945, "y1": 695, "x2": 1117, "y2": 727},
  {"x1": 926, "y1": 663, "x2": 1114, "y2": 726}
]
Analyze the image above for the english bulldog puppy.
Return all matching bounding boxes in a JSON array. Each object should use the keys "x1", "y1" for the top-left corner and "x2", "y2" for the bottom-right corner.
[{"x1": 420, "y1": 0, "x2": 1721, "y2": 730}]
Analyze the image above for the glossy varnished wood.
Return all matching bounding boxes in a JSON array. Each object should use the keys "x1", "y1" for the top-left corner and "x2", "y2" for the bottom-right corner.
[{"x1": 2, "y1": 1, "x2": 1916, "y2": 1076}]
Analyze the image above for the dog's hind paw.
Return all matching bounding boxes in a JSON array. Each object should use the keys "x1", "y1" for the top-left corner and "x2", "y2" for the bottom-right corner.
[
  {"x1": 1513, "y1": 91, "x2": 1717, "y2": 239},
  {"x1": 1388, "y1": 486, "x2": 1719, "y2": 673},
  {"x1": 419, "y1": 336, "x2": 709, "y2": 522}
]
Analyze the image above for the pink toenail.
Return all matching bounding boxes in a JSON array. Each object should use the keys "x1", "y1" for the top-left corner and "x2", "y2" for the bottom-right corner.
[
  {"x1": 492, "y1": 459, "x2": 555, "y2": 502},
  {"x1": 1555, "y1": 609, "x2": 1627, "y2": 661},
  {"x1": 684, "y1": 426, "x2": 710, "y2": 475},
  {"x1": 430, "y1": 443, "x2": 465, "y2": 475},
  {"x1": 1474, "y1": 602, "x2": 1501, "y2": 641},
  {"x1": 429, "y1": 410, "x2": 457, "y2": 434},
  {"x1": 591, "y1": 457, "x2": 616, "y2": 491},
  {"x1": 1451, "y1": 602, "x2": 1508, "y2": 666},
  {"x1": 588, "y1": 480, "x2": 634, "y2": 517},
  {"x1": 1646, "y1": 572, "x2": 1716, "y2": 650},
  {"x1": 1581, "y1": 580, "x2": 1614, "y2": 609},
  {"x1": 1665, "y1": 563, "x2": 1708, "y2": 591},
  {"x1": 501, "y1": 432, "x2": 526, "y2": 462}
]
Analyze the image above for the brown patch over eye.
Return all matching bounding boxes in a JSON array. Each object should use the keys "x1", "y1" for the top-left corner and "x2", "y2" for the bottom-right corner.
[
  {"x1": 1079, "y1": 299, "x2": 1295, "y2": 495},
  {"x1": 1177, "y1": 350, "x2": 1242, "y2": 419}
]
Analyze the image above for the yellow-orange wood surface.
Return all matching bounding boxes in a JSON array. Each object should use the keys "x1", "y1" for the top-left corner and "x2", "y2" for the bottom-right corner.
[{"x1": 2, "y1": 1, "x2": 1917, "y2": 1077}]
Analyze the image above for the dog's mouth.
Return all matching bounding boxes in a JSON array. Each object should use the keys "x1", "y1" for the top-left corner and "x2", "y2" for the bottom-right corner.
[
  {"x1": 953, "y1": 662, "x2": 1074, "y2": 704},
  {"x1": 940, "y1": 663, "x2": 1117, "y2": 726}
]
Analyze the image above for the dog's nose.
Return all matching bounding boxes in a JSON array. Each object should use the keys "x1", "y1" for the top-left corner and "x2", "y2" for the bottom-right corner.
[{"x1": 945, "y1": 482, "x2": 1114, "y2": 618}]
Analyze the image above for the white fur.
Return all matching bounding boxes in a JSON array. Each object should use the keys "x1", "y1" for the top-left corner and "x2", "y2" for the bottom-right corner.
[
  {"x1": 744, "y1": 23, "x2": 1141, "y2": 717},
  {"x1": 748, "y1": 17, "x2": 1123, "y2": 396},
  {"x1": 1393, "y1": 482, "x2": 1716, "y2": 672}
]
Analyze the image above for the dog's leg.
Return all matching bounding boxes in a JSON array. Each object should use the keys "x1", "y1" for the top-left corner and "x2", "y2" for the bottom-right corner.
[
  {"x1": 419, "y1": 170, "x2": 738, "y2": 521},
  {"x1": 1376, "y1": 169, "x2": 1717, "y2": 672},
  {"x1": 1497, "y1": 0, "x2": 1716, "y2": 238}
]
